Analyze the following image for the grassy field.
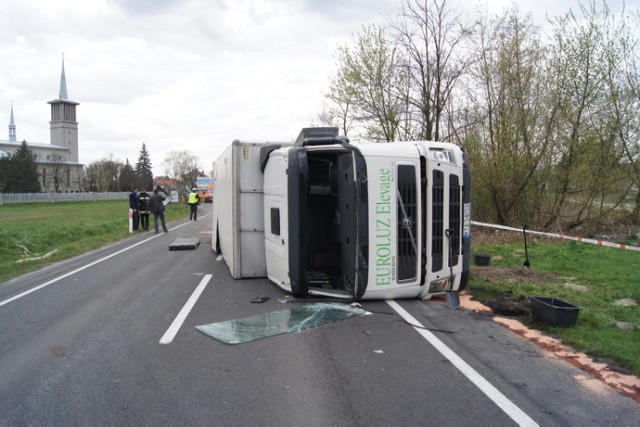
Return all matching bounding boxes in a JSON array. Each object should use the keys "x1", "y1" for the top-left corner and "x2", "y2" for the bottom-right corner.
[
  {"x1": 1, "y1": 202, "x2": 638, "y2": 376},
  {"x1": 470, "y1": 231, "x2": 640, "y2": 376},
  {"x1": 0, "y1": 201, "x2": 189, "y2": 283}
]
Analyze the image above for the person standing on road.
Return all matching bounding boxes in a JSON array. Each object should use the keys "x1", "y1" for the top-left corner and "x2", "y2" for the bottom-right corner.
[
  {"x1": 188, "y1": 187, "x2": 200, "y2": 221},
  {"x1": 129, "y1": 188, "x2": 140, "y2": 231},
  {"x1": 138, "y1": 189, "x2": 151, "y2": 231},
  {"x1": 150, "y1": 189, "x2": 169, "y2": 233}
]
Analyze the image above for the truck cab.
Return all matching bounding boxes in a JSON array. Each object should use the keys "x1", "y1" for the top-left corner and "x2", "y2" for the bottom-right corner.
[{"x1": 262, "y1": 128, "x2": 471, "y2": 301}]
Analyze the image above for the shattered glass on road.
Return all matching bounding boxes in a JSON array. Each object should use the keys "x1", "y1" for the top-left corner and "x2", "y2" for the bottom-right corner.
[{"x1": 196, "y1": 303, "x2": 369, "y2": 344}]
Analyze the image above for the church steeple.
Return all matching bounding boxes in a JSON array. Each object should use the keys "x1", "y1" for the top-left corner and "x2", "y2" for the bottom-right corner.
[
  {"x1": 9, "y1": 102, "x2": 16, "y2": 142},
  {"x1": 48, "y1": 54, "x2": 79, "y2": 162},
  {"x1": 59, "y1": 53, "x2": 68, "y2": 100}
]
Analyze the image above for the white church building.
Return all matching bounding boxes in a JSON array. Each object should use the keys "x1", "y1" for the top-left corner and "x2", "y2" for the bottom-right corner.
[{"x1": 0, "y1": 59, "x2": 83, "y2": 192}]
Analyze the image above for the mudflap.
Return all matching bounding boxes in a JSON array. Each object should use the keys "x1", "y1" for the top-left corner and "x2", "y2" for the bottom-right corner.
[{"x1": 445, "y1": 291, "x2": 460, "y2": 309}]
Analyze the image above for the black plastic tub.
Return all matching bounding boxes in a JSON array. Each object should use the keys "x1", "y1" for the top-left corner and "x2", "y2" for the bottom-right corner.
[
  {"x1": 474, "y1": 253, "x2": 491, "y2": 266},
  {"x1": 530, "y1": 296, "x2": 581, "y2": 327}
]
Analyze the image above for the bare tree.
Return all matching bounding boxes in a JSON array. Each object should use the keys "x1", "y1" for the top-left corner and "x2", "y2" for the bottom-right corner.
[
  {"x1": 617, "y1": 10, "x2": 640, "y2": 222},
  {"x1": 324, "y1": 24, "x2": 407, "y2": 142},
  {"x1": 544, "y1": 1, "x2": 632, "y2": 230},
  {"x1": 320, "y1": 0, "x2": 640, "y2": 232},
  {"x1": 319, "y1": 79, "x2": 356, "y2": 137},
  {"x1": 393, "y1": 0, "x2": 473, "y2": 141},
  {"x1": 119, "y1": 158, "x2": 136, "y2": 191},
  {"x1": 83, "y1": 155, "x2": 122, "y2": 192},
  {"x1": 48, "y1": 154, "x2": 67, "y2": 193},
  {"x1": 464, "y1": 7, "x2": 552, "y2": 225},
  {"x1": 163, "y1": 150, "x2": 198, "y2": 188}
]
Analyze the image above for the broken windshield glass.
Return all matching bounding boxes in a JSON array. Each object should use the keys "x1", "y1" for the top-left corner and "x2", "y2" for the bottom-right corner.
[{"x1": 196, "y1": 303, "x2": 369, "y2": 344}]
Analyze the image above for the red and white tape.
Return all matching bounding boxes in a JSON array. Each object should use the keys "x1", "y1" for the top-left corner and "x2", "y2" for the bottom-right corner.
[{"x1": 471, "y1": 221, "x2": 640, "y2": 252}]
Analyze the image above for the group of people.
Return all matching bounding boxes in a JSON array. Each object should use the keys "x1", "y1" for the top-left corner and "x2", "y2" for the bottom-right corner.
[
  {"x1": 129, "y1": 187, "x2": 202, "y2": 233},
  {"x1": 129, "y1": 188, "x2": 169, "y2": 234}
]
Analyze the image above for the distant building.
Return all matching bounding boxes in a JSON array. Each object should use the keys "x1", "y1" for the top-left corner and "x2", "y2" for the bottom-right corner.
[{"x1": 0, "y1": 57, "x2": 83, "y2": 192}]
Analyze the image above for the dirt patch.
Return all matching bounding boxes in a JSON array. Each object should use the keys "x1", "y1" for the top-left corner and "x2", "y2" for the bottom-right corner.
[
  {"x1": 470, "y1": 266, "x2": 557, "y2": 316},
  {"x1": 471, "y1": 228, "x2": 561, "y2": 246},
  {"x1": 614, "y1": 298, "x2": 637, "y2": 307},
  {"x1": 482, "y1": 295, "x2": 530, "y2": 316},
  {"x1": 472, "y1": 228, "x2": 524, "y2": 245},
  {"x1": 616, "y1": 322, "x2": 636, "y2": 330},
  {"x1": 472, "y1": 265, "x2": 556, "y2": 283},
  {"x1": 564, "y1": 283, "x2": 589, "y2": 292}
]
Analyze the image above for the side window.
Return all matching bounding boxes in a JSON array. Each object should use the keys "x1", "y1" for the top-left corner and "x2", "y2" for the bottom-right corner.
[{"x1": 270, "y1": 207, "x2": 280, "y2": 236}]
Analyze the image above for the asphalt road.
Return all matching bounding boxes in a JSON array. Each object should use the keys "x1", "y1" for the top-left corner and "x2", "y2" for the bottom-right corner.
[{"x1": 0, "y1": 204, "x2": 638, "y2": 426}]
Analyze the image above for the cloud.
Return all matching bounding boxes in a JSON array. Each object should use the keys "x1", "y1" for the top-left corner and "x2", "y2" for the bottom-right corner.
[
  {"x1": 109, "y1": 0, "x2": 186, "y2": 16},
  {"x1": 4, "y1": 0, "x2": 615, "y2": 175}
]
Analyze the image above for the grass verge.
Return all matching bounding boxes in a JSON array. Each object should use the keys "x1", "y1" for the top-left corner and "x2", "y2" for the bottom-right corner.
[
  {"x1": 470, "y1": 231, "x2": 640, "y2": 376},
  {"x1": 0, "y1": 201, "x2": 189, "y2": 283}
]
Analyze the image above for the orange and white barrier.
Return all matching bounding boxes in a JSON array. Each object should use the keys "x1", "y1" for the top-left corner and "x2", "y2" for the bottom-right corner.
[{"x1": 471, "y1": 221, "x2": 640, "y2": 252}]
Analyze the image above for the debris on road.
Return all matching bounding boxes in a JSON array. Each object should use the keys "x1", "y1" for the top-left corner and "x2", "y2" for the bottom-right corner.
[
  {"x1": 196, "y1": 303, "x2": 369, "y2": 344},
  {"x1": 168, "y1": 237, "x2": 200, "y2": 251}
]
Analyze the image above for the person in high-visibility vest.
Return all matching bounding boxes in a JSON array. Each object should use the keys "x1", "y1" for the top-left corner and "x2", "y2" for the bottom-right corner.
[{"x1": 188, "y1": 188, "x2": 201, "y2": 221}]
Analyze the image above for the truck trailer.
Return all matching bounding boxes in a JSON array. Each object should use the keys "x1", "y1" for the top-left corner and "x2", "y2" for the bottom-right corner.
[{"x1": 212, "y1": 128, "x2": 471, "y2": 305}]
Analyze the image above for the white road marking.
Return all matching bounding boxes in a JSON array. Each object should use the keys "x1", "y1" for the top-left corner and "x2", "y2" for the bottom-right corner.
[
  {"x1": 0, "y1": 220, "x2": 194, "y2": 308},
  {"x1": 386, "y1": 300, "x2": 539, "y2": 427},
  {"x1": 160, "y1": 274, "x2": 212, "y2": 344}
]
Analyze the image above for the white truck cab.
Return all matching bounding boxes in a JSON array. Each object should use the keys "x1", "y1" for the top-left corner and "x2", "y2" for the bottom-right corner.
[
  {"x1": 213, "y1": 128, "x2": 471, "y2": 304},
  {"x1": 262, "y1": 128, "x2": 471, "y2": 299}
]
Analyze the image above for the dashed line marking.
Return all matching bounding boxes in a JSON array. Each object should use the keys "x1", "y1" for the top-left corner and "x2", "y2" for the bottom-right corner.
[{"x1": 160, "y1": 274, "x2": 212, "y2": 344}]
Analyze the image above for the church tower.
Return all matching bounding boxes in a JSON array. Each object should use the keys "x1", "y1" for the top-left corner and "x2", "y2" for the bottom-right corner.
[
  {"x1": 9, "y1": 102, "x2": 16, "y2": 142},
  {"x1": 48, "y1": 56, "x2": 79, "y2": 162}
]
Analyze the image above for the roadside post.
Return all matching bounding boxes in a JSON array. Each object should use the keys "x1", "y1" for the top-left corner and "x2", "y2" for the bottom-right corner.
[{"x1": 129, "y1": 208, "x2": 133, "y2": 233}]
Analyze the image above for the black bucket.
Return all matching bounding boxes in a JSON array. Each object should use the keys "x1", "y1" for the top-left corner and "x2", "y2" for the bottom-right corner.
[
  {"x1": 474, "y1": 253, "x2": 491, "y2": 266},
  {"x1": 530, "y1": 296, "x2": 581, "y2": 327}
]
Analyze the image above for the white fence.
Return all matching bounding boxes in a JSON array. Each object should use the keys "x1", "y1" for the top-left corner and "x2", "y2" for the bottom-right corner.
[{"x1": 0, "y1": 192, "x2": 129, "y2": 205}]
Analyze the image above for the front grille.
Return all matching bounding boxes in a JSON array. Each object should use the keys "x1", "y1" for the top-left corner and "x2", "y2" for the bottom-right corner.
[
  {"x1": 431, "y1": 170, "x2": 463, "y2": 272},
  {"x1": 397, "y1": 165, "x2": 417, "y2": 281},
  {"x1": 449, "y1": 175, "x2": 461, "y2": 266},
  {"x1": 432, "y1": 170, "x2": 444, "y2": 272}
]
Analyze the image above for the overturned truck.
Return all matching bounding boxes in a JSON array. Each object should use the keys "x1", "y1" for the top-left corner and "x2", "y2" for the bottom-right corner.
[{"x1": 212, "y1": 128, "x2": 471, "y2": 305}]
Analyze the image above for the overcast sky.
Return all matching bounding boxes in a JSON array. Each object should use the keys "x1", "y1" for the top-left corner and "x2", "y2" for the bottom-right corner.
[{"x1": 0, "y1": 0, "x2": 629, "y2": 175}]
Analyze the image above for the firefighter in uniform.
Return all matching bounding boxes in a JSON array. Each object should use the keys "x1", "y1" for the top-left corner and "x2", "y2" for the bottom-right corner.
[{"x1": 138, "y1": 189, "x2": 151, "y2": 231}]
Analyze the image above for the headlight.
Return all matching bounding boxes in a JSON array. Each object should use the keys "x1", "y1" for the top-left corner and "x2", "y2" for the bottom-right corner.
[{"x1": 429, "y1": 149, "x2": 456, "y2": 165}]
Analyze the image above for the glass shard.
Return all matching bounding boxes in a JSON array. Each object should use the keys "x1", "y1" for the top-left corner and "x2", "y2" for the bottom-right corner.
[{"x1": 196, "y1": 303, "x2": 368, "y2": 344}]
